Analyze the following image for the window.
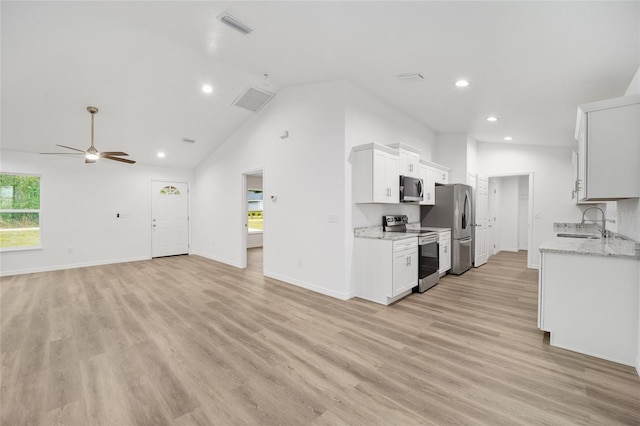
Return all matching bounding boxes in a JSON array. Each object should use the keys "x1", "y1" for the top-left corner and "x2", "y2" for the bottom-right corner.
[
  {"x1": 247, "y1": 189, "x2": 263, "y2": 232},
  {"x1": 0, "y1": 173, "x2": 41, "y2": 250},
  {"x1": 160, "y1": 185, "x2": 181, "y2": 195}
]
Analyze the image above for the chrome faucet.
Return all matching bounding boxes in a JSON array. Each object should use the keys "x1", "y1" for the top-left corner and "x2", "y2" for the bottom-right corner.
[{"x1": 581, "y1": 207, "x2": 606, "y2": 238}]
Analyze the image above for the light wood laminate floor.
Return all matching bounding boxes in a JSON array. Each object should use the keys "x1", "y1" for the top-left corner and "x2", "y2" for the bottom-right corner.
[{"x1": 1, "y1": 249, "x2": 639, "y2": 425}]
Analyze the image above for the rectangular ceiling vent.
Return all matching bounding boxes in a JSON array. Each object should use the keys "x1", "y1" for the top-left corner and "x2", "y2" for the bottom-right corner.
[
  {"x1": 232, "y1": 86, "x2": 275, "y2": 112},
  {"x1": 396, "y1": 73, "x2": 424, "y2": 80},
  {"x1": 218, "y1": 13, "x2": 253, "y2": 35}
]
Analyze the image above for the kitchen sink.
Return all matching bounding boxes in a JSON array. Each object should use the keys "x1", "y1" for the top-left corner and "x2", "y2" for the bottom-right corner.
[{"x1": 556, "y1": 233, "x2": 600, "y2": 239}]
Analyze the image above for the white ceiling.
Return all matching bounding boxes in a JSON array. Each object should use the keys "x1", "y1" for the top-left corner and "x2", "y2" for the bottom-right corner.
[{"x1": 2, "y1": 1, "x2": 639, "y2": 169}]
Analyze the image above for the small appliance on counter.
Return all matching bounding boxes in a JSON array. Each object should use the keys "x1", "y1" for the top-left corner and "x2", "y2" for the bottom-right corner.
[
  {"x1": 420, "y1": 184, "x2": 473, "y2": 275},
  {"x1": 383, "y1": 215, "x2": 439, "y2": 292}
]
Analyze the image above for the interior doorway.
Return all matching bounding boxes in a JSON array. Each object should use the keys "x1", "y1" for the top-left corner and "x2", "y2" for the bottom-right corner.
[
  {"x1": 241, "y1": 169, "x2": 264, "y2": 271},
  {"x1": 487, "y1": 173, "x2": 534, "y2": 268}
]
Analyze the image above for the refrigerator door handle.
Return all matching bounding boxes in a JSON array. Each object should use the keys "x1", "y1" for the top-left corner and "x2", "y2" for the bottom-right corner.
[{"x1": 460, "y1": 237, "x2": 472, "y2": 246}]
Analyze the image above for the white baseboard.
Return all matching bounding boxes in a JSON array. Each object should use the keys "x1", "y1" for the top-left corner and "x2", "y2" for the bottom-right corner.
[
  {"x1": 0, "y1": 256, "x2": 150, "y2": 277},
  {"x1": 190, "y1": 251, "x2": 243, "y2": 268},
  {"x1": 264, "y1": 270, "x2": 352, "y2": 301},
  {"x1": 501, "y1": 247, "x2": 520, "y2": 253}
]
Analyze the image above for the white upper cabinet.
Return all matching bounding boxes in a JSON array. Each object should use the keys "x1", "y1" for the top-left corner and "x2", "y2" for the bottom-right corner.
[
  {"x1": 388, "y1": 143, "x2": 421, "y2": 178},
  {"x1": 420, "y1": 160, "x2": 450, "y2": 186},
  {"x1": 352, "y1": 143, "x2": 450, "y2": 205},
  {"x1": 575, "y1": 95, "x2": 640, "y2": 201},
  {"x1": 352, "y1": 144, "x2": 399, "y2": 203},
  {"x1": 432, "y1": 167, "x2": 449, "y2": 185},
  {"x1": 571, "y1": 150, "x2": 598, "y2": 205},
  {"x1": 419, "y1": 161, "x2": 435, "y2": 205}
]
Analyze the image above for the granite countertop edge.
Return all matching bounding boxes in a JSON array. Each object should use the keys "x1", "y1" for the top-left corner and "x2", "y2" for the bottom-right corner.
[{"x1": 539, "y1": 223, "x2": 640, "y2": 260}]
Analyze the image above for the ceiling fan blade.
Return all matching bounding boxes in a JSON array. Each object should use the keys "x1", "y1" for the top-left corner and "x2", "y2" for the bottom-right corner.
[
  {"x1": 56, "y1": 144, "x2": 87, "y2": 153},
  {"x1": 40, "y1": 152, "x2": 84, "y2": 155},
  {"x1": 85, "y1": 157, "x2": 97, "y2": 164},
  {"x1": 103, "y1": 155, "x2": 136, "y2": 164},
  {"x1": 100, "y1": 151, "x2": 129, "y2": 157}
]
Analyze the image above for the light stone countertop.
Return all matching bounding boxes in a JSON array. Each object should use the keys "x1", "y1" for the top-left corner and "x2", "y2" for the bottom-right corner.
[
  {"x1": 353, "y1": 225, "x2": 418, "y2": 241},
  {"x1": 407, "y1": 225, "x2": 451, "y2": 233},
  {"x1": 538, "y1": 223, "x2": 640, "y2": 259}
]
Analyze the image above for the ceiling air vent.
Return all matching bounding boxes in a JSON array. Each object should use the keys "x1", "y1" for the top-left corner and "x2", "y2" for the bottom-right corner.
[
  {"x1": 232, "y1": 86, "x2": 275, "y2": 112},
  {"x1": 218, "y1": 13, "x2": 253, "y2": 35}
]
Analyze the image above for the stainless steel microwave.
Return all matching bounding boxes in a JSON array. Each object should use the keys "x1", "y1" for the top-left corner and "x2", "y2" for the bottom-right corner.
[{"x1": 399, "y1": 175, "x2": 423, "y2": 202}]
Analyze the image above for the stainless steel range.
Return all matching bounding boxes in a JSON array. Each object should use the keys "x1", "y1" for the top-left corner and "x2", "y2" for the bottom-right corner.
[{"x1": 383, "y1": 215, "x2": 440, "y2": 292}]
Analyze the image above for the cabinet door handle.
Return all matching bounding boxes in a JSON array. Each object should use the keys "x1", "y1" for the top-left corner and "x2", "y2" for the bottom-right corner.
[{"x1": 444, "y1": 246, "x2": 447, "y2": 253}]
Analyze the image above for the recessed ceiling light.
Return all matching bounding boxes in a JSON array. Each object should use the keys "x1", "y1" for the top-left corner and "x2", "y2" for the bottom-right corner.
[
  {"x1": 504, "y1": 136, "x2": 513, "y2": 141},
  {"x1": 157, "y1": 152, "x2": 166, "y2": 158},
  {"x1": 486, "y1": 116, "x2": 498, "y2": 122},
  {"x1": 202, "y1": 84, "x2": 213, "y2": 94},
  {"x1": 455, "y1": 80, "x2": 469, "y2": 87}
]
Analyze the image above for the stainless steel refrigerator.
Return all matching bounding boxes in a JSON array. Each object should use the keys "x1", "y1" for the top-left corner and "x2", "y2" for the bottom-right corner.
[{"x1": 420, "y1": 184, "x2": 473, "y2": 275}]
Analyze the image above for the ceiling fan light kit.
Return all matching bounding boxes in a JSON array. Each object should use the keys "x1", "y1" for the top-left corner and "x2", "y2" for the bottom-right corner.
[{"x1": 40, "y1": 106, "x2": 136, "y2": 165}]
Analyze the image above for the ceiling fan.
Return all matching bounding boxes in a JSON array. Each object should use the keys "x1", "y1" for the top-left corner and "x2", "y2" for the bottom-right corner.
[{"x1": 41, "y1": 106, "x2": 136, "y2": 164}]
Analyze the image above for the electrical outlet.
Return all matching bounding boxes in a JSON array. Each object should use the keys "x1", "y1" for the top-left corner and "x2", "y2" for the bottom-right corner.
[
  {"x1": 297, "y1": 259, "x2": 302, "y2": 267},
  {"x1": 67, "y1": 247, "x2": 73, "y2": 254}
]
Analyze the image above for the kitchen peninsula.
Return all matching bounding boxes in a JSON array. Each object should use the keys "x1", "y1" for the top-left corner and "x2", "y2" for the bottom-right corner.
[{"x1": 538, "y1": 223, "x2": 640, "y2": 366}]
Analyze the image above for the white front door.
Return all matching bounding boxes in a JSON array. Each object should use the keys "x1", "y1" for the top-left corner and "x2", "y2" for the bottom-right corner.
[
  {"x1": 474, "y1": 175, "x2": 489, "y2": 267},
  {"x1": 151, "y1": 181, "x2": 189, "y2": 258}
]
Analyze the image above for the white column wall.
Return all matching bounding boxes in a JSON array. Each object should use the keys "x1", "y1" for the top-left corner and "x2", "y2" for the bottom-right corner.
[
  {"x1": 192, "y1": 81, "x2": 348, "y2": 299},
  {"x1": 434, "y1": 133, "x2": 468, "y2": 184}
]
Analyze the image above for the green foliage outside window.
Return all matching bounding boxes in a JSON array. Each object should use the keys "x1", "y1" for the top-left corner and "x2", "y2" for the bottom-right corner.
[
  {"x1": 0, "y1": 174, "x2": 40, "y2": 210},
  {"x1": 0, "y1": 174, "x2": 41, "y2": 249}
]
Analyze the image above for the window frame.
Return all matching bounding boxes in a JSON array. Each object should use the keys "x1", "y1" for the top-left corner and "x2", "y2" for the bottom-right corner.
[{"x1": 0, "y1": 172, "x2": 42, "y2": 252}]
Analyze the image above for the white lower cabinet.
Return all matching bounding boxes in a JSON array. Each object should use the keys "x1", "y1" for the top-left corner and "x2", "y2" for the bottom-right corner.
[
  {"x1": 438, "y1": 231, "x2": 451, "y2": 275},
  {"x1": 353, "y1": 237, "x2": 418, "y2": 305},
  {"x1": 538, "y1": 250, "x2": 638, "y2": 366}
]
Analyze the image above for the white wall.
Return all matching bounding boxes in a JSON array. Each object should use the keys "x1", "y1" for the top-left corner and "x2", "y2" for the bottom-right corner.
[
  {"x1": 434, "y1": 133, "x2": 468, "y2": 184},
  {"x1": 467, "y1": 136, "x2": 478, "y2": 176},
  {"x1": 0, "y1": 150, "x2": 193, "y2": 275},
  {"x1": 477, "y1": 142, "x2": 579, "y2": 268},
  {"x1": 192, "y1": 80, "x2": 348, "y2": 298},
  {"x1": 518, "y1": 176, "x2": 530, "y2": 250},
  {"x1": 495, "y1": 176, "x2": 520, "y2": 252}
]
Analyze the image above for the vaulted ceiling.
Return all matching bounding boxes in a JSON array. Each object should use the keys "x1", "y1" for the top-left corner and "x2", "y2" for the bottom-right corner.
[{"x1": 2, "y1": 1, "x2": 638, "y2": 169}]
